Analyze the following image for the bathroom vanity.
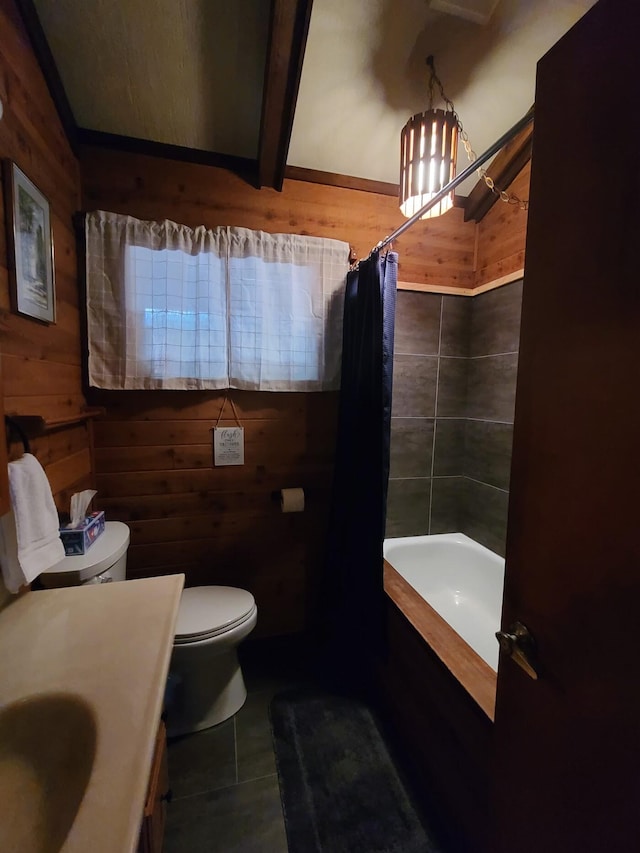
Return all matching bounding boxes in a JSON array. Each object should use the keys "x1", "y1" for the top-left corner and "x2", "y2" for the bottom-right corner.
[
  {"x1": 0, "y1": 573, "x2": 184, "y2": 853},
  {"x1": 138, "y1": 720, "x2": 170, "y2": 853}
]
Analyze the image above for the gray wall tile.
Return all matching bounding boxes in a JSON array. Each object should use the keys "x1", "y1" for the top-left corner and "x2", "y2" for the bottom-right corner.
[
  {"x1": 464, "y1": 421, "x2": 514, "y2": 491},
  {"x1": 430, "y1": 477, "x2": 466, "y2": 535},
  {"x1": 441, "y1": 295, "x2": 470, "y2": 357},
  {"x1": 436, "y1": 357, "x2": 468, "y2": 418},
  {"x1": 433, "y1": 419, "x2": 465, "y2": 477},
  {"x1": 466, "y1": 354, "x2": 518, "y2": 422},
  {"x1": 392, "y1": 355, "x2": 438, "y2": 417},
  {"x1": 386, "y1": 478, "x2": 431, "y2": 537},
  {"x1": 388, "y1": 284, "x2": 521, "y2": 557},
  {"x1": 470, "y1": 280, "x2": 523, "y2": 357},
  {"x1": 461, "y1": 479, "x2": 509, "y2": 558},
  {"x1": 389, "y1": 418, "x2": 434, "y2": 479},
  {"x1": 394, "y1": 291, "x2": 442, "y2": 354}
]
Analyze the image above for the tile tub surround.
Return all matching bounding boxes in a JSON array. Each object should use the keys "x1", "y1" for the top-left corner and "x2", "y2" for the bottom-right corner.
[
  {"x1": 389, "y1": 418, "x2": 434, "y2": 480},
  {"x1": 386, "y1": 478, "x2": 431, "y2": 539},
  {"x1": 387, "y1": 281, "x2": 522, "y2": 556},
  {"x1": 387, "y1": 292, "x2": 442, "y2": 539}
]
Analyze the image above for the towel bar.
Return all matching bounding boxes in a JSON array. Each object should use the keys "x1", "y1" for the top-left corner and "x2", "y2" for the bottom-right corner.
[{"x1": 4, "y1": 416, "x2": 31, "y2": 454}]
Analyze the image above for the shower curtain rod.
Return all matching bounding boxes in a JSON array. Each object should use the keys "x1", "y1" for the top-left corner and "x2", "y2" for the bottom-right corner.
[{"x1": 370, "y1": 107, "x2": 535, "y2": 257}]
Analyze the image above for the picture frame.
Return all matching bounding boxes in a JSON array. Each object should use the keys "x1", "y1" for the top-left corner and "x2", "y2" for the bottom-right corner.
[{"x1": 3, "y1": 160, "x2": 56, "y2": 324}]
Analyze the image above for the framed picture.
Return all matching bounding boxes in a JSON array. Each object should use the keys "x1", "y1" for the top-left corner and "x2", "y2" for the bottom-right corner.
[{"x1": 3, "y1": 160, "x2": 55, "y2": 323}]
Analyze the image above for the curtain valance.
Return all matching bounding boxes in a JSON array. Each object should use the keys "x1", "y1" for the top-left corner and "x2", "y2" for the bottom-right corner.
[{"x1": 85, "y1": 210, "x2": 349, "y2": 391}]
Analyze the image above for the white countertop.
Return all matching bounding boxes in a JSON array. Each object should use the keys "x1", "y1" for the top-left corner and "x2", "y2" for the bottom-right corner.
[{"x1": 0, "y1": 574, "x2": 184, "y2": 852}]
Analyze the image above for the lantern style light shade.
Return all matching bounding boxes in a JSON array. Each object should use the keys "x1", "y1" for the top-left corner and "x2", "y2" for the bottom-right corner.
[{"x1": 399, "y1": 108, "x2": 459, "y2": 219}]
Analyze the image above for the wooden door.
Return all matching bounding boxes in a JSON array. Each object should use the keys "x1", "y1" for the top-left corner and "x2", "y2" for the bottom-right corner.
[{"x1": 490, "y1": 2, "x2": 640, "y2": 851}]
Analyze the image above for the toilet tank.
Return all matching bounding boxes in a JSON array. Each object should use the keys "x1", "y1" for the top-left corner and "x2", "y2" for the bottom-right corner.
[{"x1": 40, "y1": 521, "x2": 131, "y2": 588}]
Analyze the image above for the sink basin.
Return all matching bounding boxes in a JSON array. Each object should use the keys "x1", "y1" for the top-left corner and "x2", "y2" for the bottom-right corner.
[
  {"x1": 0, "y1": 693, "x2": 97, "y2": 853},
  {"x1": 0, "y1": 575, "x2": 183, "y2": 852}
]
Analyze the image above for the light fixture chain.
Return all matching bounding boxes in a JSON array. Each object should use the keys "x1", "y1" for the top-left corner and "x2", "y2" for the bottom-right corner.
[
  {"x1": 420, "y1": 56, "x2": 529, "y2": 215},
  {"x1": 427, "y1": 55, "x2": 458, "y2": 118},
  {"x1": 459, "y1": 119, "x2": 529, "y2": 210}
]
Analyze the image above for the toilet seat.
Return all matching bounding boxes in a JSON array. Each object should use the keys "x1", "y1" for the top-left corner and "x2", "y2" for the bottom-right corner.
[{"x1": 174, "y1": 586, "x2": 256, "y2": 645}]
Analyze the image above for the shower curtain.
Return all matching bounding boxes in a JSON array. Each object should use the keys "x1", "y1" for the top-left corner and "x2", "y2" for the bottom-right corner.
[{"x1": 324, "y1": 250, "x2": 397, "y2": 677}]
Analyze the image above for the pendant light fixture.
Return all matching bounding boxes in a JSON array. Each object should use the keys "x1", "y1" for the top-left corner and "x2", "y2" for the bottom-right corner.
[{"x1": 399, "y1": 56, "x2": 459, "y2": 220}]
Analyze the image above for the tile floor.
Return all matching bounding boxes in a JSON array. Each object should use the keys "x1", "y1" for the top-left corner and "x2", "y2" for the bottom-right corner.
[{"x1": 163, "y1": 637, "x2": 315, "y2": 853}]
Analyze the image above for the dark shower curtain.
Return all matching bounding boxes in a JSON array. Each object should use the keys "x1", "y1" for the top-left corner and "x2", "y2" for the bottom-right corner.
[{"x1": 324, "y1": 249, "x2": 397, "y2": 676}]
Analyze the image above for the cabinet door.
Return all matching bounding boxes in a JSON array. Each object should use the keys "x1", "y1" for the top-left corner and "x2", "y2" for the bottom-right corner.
[{"x1": 138, "y1": 721, "x2": 170, "y2": 853}]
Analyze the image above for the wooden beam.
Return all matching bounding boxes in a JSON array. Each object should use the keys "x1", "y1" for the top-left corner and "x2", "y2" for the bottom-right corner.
[
  {"x1": 464, "y1": 113, "x2": 534, "y2": 223},
  {"x1": 258, "y1": 0, "x2": 314, "y2": 191},
  {"x1": 285, "y1": 165, "x2": 468, "y2": 212},
  {"x1": 13, "y1": 0, "x2": 78, "y2": 152},
  {"x1": 284, "y1": 165, "x2": 399, "y2": 196},
  {"x1": 77, "y1": 129, "x2": 257, "y2": 182}
]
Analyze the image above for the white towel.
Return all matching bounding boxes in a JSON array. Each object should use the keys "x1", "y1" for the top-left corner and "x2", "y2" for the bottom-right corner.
[{"x1": 0, "y1": 453, "x2": 66, "y2": 593}]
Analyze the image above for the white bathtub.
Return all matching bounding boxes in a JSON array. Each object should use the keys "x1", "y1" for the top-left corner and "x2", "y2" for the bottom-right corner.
[{"x1": 383, "y1": 532, "x2": 505, "y2": 671}]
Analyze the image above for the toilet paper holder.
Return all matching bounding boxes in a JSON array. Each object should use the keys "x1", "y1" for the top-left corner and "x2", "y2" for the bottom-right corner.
[
  {"x1": 270, "y1": 488, "x2": 308, "y2": 500},
  {"x1": 270, "y1": 488, "x2": 306, "y2": 511}
]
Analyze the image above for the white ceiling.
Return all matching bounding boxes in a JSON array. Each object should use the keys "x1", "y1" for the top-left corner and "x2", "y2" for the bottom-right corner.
[
  {"x1": 34, "y1": 0, "x2": 597, "y2": 196},
  {"x1": 289, "y1": 0, "x2": 597, "y2": 193},
  {"x1": 33, "y1": 0, "x2": 270, "y2": 157}
]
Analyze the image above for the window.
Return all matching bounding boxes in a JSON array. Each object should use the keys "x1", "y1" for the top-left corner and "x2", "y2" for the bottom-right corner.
[
  {"x1": 85, "y1": 211, "x2": 348, "y2": 391},
  {"x1": 126, "y1": 244, "x2": 228, "y2": 384}
]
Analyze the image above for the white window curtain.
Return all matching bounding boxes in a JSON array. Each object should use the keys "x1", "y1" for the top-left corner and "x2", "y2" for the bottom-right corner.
[{"x1": 85, "y1": 210, "x2": 349, "y2": 391}]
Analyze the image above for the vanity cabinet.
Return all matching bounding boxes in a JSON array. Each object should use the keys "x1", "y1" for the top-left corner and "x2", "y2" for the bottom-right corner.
[
  {"x1": 0, "y1": 356, "x2": 10, "y2": 517},
  {"x1": 138, "y1": 721, "x2": 170, "y2": 853}
]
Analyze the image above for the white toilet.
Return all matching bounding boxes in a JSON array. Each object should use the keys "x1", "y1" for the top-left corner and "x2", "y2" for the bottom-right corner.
[
  {"x1": 40, "y1": 521, "x2": 258, "y2": 736},
  {"x1": 40, "y1": 520, "x2": 131, "y2": 587},
  {"x1": 169, "y1": 586, "x2": 257, "y2": 736}
]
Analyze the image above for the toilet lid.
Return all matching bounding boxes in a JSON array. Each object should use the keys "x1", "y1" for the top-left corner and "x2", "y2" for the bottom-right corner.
[{"x1": 175, "y1": 586, "x2": 256, "y2": 641}]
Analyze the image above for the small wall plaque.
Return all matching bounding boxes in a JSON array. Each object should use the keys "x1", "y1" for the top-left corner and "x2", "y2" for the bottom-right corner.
[{"x1": 213, "y1": 426, "x2": 245, "y2": 466}]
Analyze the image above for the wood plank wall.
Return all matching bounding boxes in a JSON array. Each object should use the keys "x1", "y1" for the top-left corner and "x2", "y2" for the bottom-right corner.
[
  {"x1": 474, "y1": 162, "x2": 531, "y2": 289},
  {"x1": 90, "y1": 390, "x2": 336, "y2": 637},
  {"x1": 81, "y1": 147, "x2": 479, "y2": 636},
  {"x1": 77, "y1": 146, "x2": 531, "y2": 636},
  {"x1": 0, "y1": 0, "x2": 533, "y2": 634},
  {"x1": 0, "y1": 0, "x2": 532, "y2": 634},
  {"x1": 79, "y1": 146, "x2": 478, "y2": 291},
  {"x1": 0, "y1": 0, "x2": 92, "y2": 510}
]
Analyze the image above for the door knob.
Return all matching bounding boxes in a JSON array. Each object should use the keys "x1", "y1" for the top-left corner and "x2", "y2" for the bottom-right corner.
[{"x1": 496, "y1": 621, "x2": 538, "y2": 680}]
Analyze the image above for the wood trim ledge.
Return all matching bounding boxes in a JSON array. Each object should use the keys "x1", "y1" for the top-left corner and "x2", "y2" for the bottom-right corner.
[{"x1": 384, "y1": 559, "x2": 497, "y2": 720}]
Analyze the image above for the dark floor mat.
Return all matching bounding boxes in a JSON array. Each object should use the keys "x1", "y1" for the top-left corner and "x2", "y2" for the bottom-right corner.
[{"x1": 269, "y1": 687, "x2": 443, "y2": 853}]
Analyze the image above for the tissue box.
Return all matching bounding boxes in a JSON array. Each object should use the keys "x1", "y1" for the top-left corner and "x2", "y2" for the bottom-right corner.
[{"x1": 59, "y1": 511, "x2": 105, "y2": 556}]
